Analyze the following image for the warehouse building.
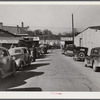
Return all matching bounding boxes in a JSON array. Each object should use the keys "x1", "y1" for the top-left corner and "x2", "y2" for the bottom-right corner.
[{"x1": 75, "y1": 26, "x2": 100, "y2": 54}]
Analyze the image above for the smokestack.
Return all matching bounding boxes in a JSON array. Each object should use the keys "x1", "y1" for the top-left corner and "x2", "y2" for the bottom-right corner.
[
  {"x1": 17, "y1": 25, "x2": 19, "y2": 34},
  {"x1": 21, "y1": 22, "x2": 24, "y2": 28},
  {"x1": 0, "y1": 22, "x2": 3, "y2": 29}
]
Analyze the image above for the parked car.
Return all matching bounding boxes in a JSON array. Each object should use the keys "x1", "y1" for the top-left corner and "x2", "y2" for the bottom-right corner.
[
  {"x1": 85, "y1": 47, "x2": 100, "y2": 72},
  {"x1": 0, "y1": 47, "x2": 16, "y2": 78},
  {"x1": 73, "y1": 46, "x2": 88, "y2": 61},
  {"x1": 40, "y1": 44, "x2": 48, "y2": 54},
  {"x1": 65, "y1": 44, "x2": 76, "y2": 57},
  {"x1": 9, "y1": 47, "x2": 31, "y2": 70}
]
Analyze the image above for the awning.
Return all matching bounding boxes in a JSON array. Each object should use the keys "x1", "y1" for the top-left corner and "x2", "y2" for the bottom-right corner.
[{"x1": 0, "y1": 39, "x2": 19, "y2": 44}]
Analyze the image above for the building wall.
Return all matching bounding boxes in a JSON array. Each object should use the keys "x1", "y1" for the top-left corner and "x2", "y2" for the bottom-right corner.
[
  {"x1": 39, "y1": 39, "x2": 60, "y2": 45},
  {"x1": 3, "y1": 26, "x2": 18, "y2": 34},
  {"x1": 75, "y1": 28, "x2": 100, "y2": 55},
  {"x1": 0, "y1": 22, "x2": 29, "y2": 35}
]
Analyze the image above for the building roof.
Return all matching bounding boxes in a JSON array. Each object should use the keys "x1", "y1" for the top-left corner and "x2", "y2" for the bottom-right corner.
[
  {"x1": 89, "y1": 26, "x2": 100, "y2": 30},
  {"x1": 0, "y1": 29, "x2": 18, "y2": 37},
  {"x1": 92, "y1": 47, "x2": 100, "y2": 50},
  {"x1": 0, "y1": 37, "x2": 22, "y2": 44},
  {"x1": 75, "y1": 25, "x2": 100, "y2": 37}
]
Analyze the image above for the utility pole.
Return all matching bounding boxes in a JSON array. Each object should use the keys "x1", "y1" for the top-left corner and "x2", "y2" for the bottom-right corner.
[{"x1": 72, "y1": 13, "x2": 74, "y2": 45}]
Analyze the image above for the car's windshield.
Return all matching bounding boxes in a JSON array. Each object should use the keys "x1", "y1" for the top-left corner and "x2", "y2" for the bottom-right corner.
[{"x1": 9, "y1": 49, "x2": 22, "y2": 55}]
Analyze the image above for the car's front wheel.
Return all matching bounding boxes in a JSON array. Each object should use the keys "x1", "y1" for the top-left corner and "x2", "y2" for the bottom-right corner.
[{"x1": 19, "y1": 61, "x2": 24, "y2": 70}]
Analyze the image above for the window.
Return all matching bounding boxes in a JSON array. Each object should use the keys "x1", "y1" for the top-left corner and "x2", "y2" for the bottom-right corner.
[
  {"x1": 80, "y1": 49, "x2": 85, "y2": 51},
  {"x1": 91, "y1": 49, "x2": 99, "y2": 55},
  {"x1": 15, "y1": 49, "x2": 22, "y2": 53}
]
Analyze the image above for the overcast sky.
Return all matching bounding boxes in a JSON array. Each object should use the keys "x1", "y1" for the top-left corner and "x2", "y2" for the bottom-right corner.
[{"x1": 0, "y1": 4, "x2": 100, "y2": 34}]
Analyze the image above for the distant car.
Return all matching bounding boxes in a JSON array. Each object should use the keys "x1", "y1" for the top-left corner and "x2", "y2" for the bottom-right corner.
[
  {"x1": 40, "y1": 44, "x2": 48, "y2": 54},
  {"x1": 0, "y1": 47, "x2": 16, "y2": 78},
  {"x1": 65, "y1": 44, "x2": 76, "y2": 57},
  {"x1": 85, "y1": 47, "x2": 100, "y2": 72},
  {"x1": 9, "y1": 47, "x2": 31, "y2": 70},
  {"x1": 73, "y1": 46, "x2": 88, "y2": 61}
]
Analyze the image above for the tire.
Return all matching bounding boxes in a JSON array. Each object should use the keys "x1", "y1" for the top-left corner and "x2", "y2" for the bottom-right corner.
[
  {"x1": 20, "y1": 61, "x2": 24, "y2": 70},
  {"x1": 78, "y1": 52, "x2": 85, "y2": 59},
  {"x1": 93, "y1": 62, "x2": 98, "y2": 72}
]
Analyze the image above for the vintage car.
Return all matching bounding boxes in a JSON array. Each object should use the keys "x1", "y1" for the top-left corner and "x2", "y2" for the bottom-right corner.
[
  {"x1": 0, "y1": 47, "x2": 16, "y2": 78},
  {"x1": 85, "y1": 47, "x2": 100, "y2": 72},
  {"x1": 40, "y1": 44, "x2": 48, "y2": 54},
  {"x1": 73, "y1": 46, "x2": 88, "y2": 61},
  {"x1": 9, "y1": 47, "x2": 31, "y2": 70},
  {"x1": 65, "y1": 44, "x2": 76, "y2": 57}
]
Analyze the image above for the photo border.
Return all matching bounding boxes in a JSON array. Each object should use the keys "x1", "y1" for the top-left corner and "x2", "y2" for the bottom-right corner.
[{"x1": 0, "y1": 1, "x2": 100, "y2": 99}]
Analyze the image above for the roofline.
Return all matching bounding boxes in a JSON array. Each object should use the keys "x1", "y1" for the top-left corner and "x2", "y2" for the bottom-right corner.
[
  {"x1": 0, "y1": 29, "x2": 17, "y2": 37},
  {"x1": 76, "y1": 25, "x2": 100, "y2": 37},
  {"x1": 4, "y1": 26, "x2": 29, "y2": 28}
]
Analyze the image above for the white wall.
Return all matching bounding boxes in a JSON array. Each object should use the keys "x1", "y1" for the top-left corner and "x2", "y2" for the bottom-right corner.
[
  {"x1": 74, "y1": 32, "x2": 82, "y2": 46},
  {"x1": 75, "y1": 28, "x2": 100, "y2": 55}
]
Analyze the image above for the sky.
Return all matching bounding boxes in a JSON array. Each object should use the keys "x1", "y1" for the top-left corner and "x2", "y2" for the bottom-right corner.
[{"x1": 0, "y1": 3, "x2": 100, "y2": 34}]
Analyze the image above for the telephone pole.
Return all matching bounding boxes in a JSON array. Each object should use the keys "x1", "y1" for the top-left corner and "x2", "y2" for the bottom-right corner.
[{"x1": 72, "y1": 13, "x2": 74, "y2": 45}]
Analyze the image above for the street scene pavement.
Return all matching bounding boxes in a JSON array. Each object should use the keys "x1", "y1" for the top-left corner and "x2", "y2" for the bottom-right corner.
[{"x1": 0, "y1": 49, "x2": 100, "y2": 91}]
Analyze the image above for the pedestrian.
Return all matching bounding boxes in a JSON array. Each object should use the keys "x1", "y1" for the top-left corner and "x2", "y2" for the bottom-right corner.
[
  {"x1": 51, "y1": 45, "x2": 54, "y2": 53},
  {"x1": 31, "y1": 45, "x2": 37, "y2": 62}
]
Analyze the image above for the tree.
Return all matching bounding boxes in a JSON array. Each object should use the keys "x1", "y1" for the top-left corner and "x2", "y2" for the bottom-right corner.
[
  {"x1": 27, "y1": 30, "x2": 35, "y2": 36},
  {"x1": 33, "y1": 29, "x2": 42, "y2": 36}
]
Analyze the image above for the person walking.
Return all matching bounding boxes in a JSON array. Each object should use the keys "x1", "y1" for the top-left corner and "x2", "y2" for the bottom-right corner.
[{"x1": 31, "y1": 45, "x2": 37, "y2": 62}]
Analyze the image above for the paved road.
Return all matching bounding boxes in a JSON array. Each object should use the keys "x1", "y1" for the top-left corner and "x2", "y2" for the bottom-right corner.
[{"x1": 0, "y1": 49, "x2": 100, "y2": 91}]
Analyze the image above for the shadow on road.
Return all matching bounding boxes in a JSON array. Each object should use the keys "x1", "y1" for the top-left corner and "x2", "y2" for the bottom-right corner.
[
  {"x1": 37, "y1": 59, "x2": 51, "y2": 62},
  {"x1": 24, "y1": 63, "x2": 50, "y2": 71},
  {"x1": 6, "y1": 87, "x2": 42, "y2": 91},
  {"x1": 0, "y1": 71, "x2": 44, "y2": 91}
]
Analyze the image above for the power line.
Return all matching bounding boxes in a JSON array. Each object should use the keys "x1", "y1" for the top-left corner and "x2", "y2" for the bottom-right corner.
[{"x1": 73, "y1": 6, "x2": 82, "y2": 14}]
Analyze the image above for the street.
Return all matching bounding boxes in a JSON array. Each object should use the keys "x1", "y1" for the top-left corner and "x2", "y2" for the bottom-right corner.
[{"x1": 0, "y1": 49, "x2": 100, "y2": 91}]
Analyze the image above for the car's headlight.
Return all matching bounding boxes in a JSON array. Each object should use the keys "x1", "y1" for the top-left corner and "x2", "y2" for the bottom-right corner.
[{"x1": 12, "y1": 56, "x2": 16, "y2": 60}]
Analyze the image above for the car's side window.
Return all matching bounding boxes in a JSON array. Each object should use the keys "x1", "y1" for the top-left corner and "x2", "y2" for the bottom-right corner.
[{"x1": 91, "y1": 49, "x2": 99, "y2": 55}]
